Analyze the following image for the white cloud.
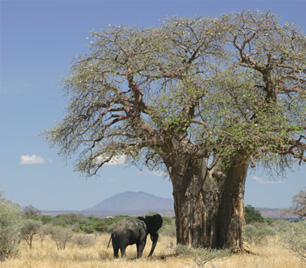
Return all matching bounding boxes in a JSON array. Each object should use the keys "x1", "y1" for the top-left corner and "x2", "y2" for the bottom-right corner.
[
  {"x1": 20, "y1": 154, "x2": 46, "y2": 165},
  {"x1": 252, "y1": 175, "x2": 284, "y2": 185},
  {"x1": 94, "y1": 155, "x2": 127, "y2": 166},
  {"x1": 105, "y1": 155, "x2": 127, "y2": 165}
]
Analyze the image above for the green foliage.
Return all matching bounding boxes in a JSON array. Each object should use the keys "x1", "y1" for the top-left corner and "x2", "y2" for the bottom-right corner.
[
  {"x1": 264, "y1": 218, "x2": 275, "y2": 225},
  {"x1": 0, "y1": 192, "x2": 22, "y2": 261},
  {"x1": 41, "y1": 215, "x2": 53, "y2": 224},
  {"x1": 245, "y1": 205, "x2": 264, "y2": 224}
]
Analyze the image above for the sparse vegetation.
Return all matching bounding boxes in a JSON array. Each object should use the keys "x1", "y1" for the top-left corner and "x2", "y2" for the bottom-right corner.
[
  {"x1": 175, "y1": 245, "x2": 231, "y2": 267},
  {"x1": 275, "y1": 220, "x2": 306, "y2": 261},
  {"x1": 1, "y1": 232, "x2": 304, "y2": 268},
  {"x1": 0, "y1": 199, "x2": 305, "y2": 267}
]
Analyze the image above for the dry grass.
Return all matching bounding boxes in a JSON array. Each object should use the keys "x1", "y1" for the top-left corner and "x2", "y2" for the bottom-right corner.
[{"x1": 0, "y1": 234, "x2": 303, "y2": 268}]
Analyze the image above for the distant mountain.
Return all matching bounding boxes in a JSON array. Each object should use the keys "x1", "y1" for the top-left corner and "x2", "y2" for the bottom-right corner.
[{"x1": 83, "y1": 191, "x2": 174, "y2": 213}]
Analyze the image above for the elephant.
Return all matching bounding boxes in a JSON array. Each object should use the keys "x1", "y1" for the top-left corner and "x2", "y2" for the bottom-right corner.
[{"x1": 108, "y1": 214, "x2": 163, "y2": 258}]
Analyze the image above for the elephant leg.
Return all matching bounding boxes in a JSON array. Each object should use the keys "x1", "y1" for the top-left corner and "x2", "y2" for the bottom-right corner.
[
  {"x1": 136, "y1": 242, "x2": 145, "y2": 258},
  {"x1": 113, "y1": 246, "x2": 119, "y2": 258},
  {"x1": 120, "y1": 247, "x2": 126, "y2": 258}
]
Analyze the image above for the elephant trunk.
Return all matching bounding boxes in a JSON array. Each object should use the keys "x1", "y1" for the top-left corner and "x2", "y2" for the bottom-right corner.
[{"x1": 148, "y1": 233, "x2": 159, "y2": 257}]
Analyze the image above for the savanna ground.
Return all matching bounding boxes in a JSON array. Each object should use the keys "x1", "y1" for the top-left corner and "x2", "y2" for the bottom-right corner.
[{"x1": 1, "y1": 233, "x2": 303, "y2": 268}]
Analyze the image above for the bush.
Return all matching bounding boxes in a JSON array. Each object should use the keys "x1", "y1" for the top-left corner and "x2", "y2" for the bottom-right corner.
[
  {"x1": 0, "y1": 193, "x2": 22, "y2": 261},
  {"x1": 175, "y1": 245, "x2": 231, "y2": 266},
  {"x1": 245, "y1": 205, "x2": 264, "y2": 224},
  {"x1": 244, "y1": 223, "x2": 276, "y2": 245},
  {"x1": 41, "y1": 215, "x2": 53, "y2": 224}
]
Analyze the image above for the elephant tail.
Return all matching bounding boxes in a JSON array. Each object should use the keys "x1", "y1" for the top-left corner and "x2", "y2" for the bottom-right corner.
[{"x1": 107, "y1": 233, "x2": 114, "y2": 248}]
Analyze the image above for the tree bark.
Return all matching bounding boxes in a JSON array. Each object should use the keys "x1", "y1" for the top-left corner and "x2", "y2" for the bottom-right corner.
[{"x1": 167, "y1": 152, "x2": 248, "y2": 250}]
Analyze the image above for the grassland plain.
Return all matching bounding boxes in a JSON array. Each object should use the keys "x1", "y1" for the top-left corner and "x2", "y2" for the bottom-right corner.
[{"x1": 1, "y1": 234, "x2": 303, "y2": 268}]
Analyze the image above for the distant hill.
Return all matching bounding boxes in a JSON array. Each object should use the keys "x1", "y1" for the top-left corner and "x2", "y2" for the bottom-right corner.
[
  {"x1": 256, "y1": 207, "x2": 291, "y2": 219},
  {"x1": 83, "y1": 191, "x2": 174, "y2": 214}
]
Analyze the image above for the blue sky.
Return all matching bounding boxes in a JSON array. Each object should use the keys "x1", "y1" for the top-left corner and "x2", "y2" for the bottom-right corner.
[{"x1": 1, "y1": 0, "x2": 306, "y2": 211}]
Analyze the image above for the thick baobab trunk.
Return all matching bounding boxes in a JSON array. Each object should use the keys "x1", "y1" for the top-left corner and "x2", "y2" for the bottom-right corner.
[{"x1": 168, "y1": 153, "x2": 248, "y2": 250}]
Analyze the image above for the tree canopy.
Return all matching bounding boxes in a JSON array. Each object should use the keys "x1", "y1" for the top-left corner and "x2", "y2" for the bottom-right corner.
[{"x1": 45, "y1": 10, "x2": 306, "y2": 177}]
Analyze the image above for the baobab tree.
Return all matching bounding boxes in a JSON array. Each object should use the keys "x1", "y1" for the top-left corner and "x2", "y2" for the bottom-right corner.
[{"x1": 44, "y1": 10, "x2": 306, "y2": 251}]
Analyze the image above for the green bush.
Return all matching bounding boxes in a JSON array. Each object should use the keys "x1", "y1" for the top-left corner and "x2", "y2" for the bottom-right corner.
[
  {"x1": 0, "y1": 193, "x2": 22, "y2": 261},
  {"x1": 245, "y1": 205, "x2": 264, "y2": 224},
  {"x1": 41, "y1": 215, "x2": 53, "y2": 224}
]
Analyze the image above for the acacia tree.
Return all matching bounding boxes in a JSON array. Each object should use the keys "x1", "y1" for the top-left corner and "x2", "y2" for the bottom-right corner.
[{"x1": 45, "y1": 11, "x2": 306, "y2": 250}]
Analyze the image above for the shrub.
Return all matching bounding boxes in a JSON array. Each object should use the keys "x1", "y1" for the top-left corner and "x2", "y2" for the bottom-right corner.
[
  {"x1": 0, "y1": 193, "x2": 22, "y2": 261},
  {"x1": 49, "y1": 226, "x2": 73, "y2": 250},
  {"x1": 175, "y1": 245, "x2": 231, "y2": 266},
  {"x1": 41, "y1": 215, "x2": 52, "y2": 224},
  {"x1": 244, "y1": 223, "x2": 276, "y2": 245},
  {"x1": 245, "y1": 205, "x2": 264, "y2": 224}
]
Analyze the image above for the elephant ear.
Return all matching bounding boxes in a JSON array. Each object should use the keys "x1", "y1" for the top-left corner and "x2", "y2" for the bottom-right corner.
[{"x1": 146, "y1": 214, "x2": 163, "y2": 235}]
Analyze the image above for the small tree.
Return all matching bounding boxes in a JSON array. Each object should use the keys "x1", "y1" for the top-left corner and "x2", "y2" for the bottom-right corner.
[
  {"x1": 0, "y1": 192, "x2": 22, "y2": 261},
  {"x1": 38, "y1": 224, "x2": 53, "y2": 246},
  {"x1": 20, "y1": 219, "x2": 42, "y2": 249},
  {"x1": 290, "y1": 188, "x2": 306, "y2": 218}
]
